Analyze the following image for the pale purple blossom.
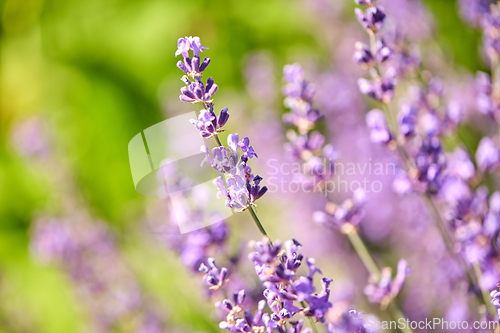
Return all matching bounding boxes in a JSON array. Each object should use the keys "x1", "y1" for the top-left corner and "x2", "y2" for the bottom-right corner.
[{"x1": 476, "y1": 137, "x2": 500, "y2": 171}]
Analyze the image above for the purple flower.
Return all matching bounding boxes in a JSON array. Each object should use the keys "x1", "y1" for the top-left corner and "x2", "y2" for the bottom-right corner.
[
  {"x1": 303, "y1": 278, "x2": 333, "y2": 322},
  {"x1": 179, "y1": 78, "x2": 218, "y2": 104},
  {"x1": 446, "y1": 147, "x2": 475, "y2": 181},
  {"x1": 175, "y1": 36, "x2": 208, "y2": 58},
  {"x1": 199, "y1": 258, "x2": 229, "y2": 290},
  {"x1": 491, "y1": 289, "x2": 500, "y2": 319},
  {"x1": 227, "y1": 175, "x2": 250, "y2": 210},
  {"x1": 355, "y1": 6, "x2": 386, "y2": 32},
  {"x1": 445, "y1": 100, "x2": 463, "y2": 126},
  {"x1": 476, "y1": 137, "x2": 500, "y2": 171},
  {"x1": 354, "y1": 42, "x2": 373, "y2": 68},
  {"x1": 376, "y1": 38, "x2": 391, "y2": 62},
  {"x1": 366, "y1": 109, "x2": 391, "y2": 144},
  {"x1": 357, "y1": 68, "x2": 396, "y2": 103},
  {"x1": 283, "y1": 63, "x2": 304, "y2": 83},
  {"x1": 11, "y1": 117, "x2": 51, "y2": 159},
  {"x1": 217, "y1": 291, "x2": 268, "y2": 332},
  {"x1": 213, "y1": 173, "x2": 267, "y2": 212},
  {"x1": 177, "y1": 56, "x2": 211, "y2": 80},
  {"x1": 474, "y1": 71, "x2": 496, "y2": 117},
  {"x1": 328, "y1": 309, "x2": 378, "y2": 333},
  {"x1": 397, "y1": 103, "x2": 417, "y2": 137},
  {"x1": 249, "y1": 236, "x2": 334, "y2": 327},
  {"x1": 282, "y1": 64, "x2": 320, "y2": 135},
  {"x1": 420, "y1": 113, "x2": 441, "y2": 137},
  {"x1": 213, "y1": 175, "x2": 249, "y2": 211},
  {"x1": 392, "y1": 168, "x2": 412, "y2": 195},
  {"x1": 313, "y1": 189, "x2": 367, "y2": 227},
  {"x1": 247, "y1": 175, "x2": 268, "y2": 204},
  {"x1": 413, "y1": 136, "x2": 445, "y2": 190},
  {"x1": 201, "y1": 134, "x2": 258, "y2": 177},
  {"x1": 190, "y1": 107, "x2": 230, "y2": 138},
  {"x1": 238, "y1": 137, "x2": 258, "y2": 159},
  {"x1": 459, "y1": 0, "x2": 491, "y2": 26},
  {"x1": 292, "y1": 277, "x2": 316, "y2": 302},
  {"x1": 364, "y1": 259, "x2": 409, "y2": 306}
]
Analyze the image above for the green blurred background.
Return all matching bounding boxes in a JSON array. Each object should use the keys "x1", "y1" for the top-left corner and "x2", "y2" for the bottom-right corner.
[{"x1": 0, "y1": 0, "x2": 486, "y2": 332}]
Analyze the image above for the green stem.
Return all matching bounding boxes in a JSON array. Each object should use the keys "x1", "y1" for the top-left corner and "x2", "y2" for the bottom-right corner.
[
  {"x1": 247, "y1": 205, "x2": 272, "y2": 246},
  {"x1": 301, "y1": 301, "x2": 320, "y2": 333},
  {"x1": 221, "y1": 288, "x2": 228, "y2": 300},
  {"x1": 214, "y1": 133, "x2": 223, "y2": 147},
  {"x1": 344, "y1": 226, "x2": 380, "y2": 277},
  {"x1": 369, "y1": 32, "x2": 377, "y2": 56}
]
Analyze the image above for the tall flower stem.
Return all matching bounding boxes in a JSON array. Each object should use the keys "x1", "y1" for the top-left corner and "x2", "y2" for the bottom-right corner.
[
  {"x1": 341, "y1": 223, "x2": 414, "y2": 333},
  {"x1": 384, "y1": 101, "x2": 491, "y2": 313},
  {"x1": 247, "y1": 205, "x2": 272, "y2": 246},
  {"x1": 214, "y1": 134, "x2": 223, "y2": 147},
  {"x1": 342, "y1": 224, "x2": 380, "y2": 276},
  {"x1": 383, "y1": 97, "x2": 489, "y2": 310},
  {"x1": 366, "y1": 32, "x2": 491, "y2": 312}
]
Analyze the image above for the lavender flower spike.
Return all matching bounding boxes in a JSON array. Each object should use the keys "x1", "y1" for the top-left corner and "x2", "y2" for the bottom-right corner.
[
  {"x1": 490, "y1": 289, "x2": 500, "y2": 319},
  {"x1": 199, "y1": 258, "x2": 229, "y2": 290}
]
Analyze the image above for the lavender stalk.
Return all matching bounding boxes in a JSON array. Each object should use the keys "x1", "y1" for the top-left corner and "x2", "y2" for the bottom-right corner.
[
  {"x1": 281, "y1": 63, "x2": 412, "y2": 333},
  {"x1": 357, "y1": 0, "x2": 499, "y2": 319},
  {"x1": 174, "y1": 36, "x2": 271, "y2": 241}
]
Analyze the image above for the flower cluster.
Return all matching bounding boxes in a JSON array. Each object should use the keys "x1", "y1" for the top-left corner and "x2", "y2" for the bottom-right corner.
[
  {"x1": 206, "y1": 134, "x2": 266, "y2": 212},
  {"x1": 354, "y1": 2, "x2": 386, "y2": 34},
  {"x1": 206, "y1": 236, "x2": 336, "y2": 332},
  {"x1": 282, "y1": 63, "x2": 338, "y2": 188},
  {"x1": 251, "y1": 238, "x2": 333, "y2": 323},
  {"x1": 354, "y1": 2, "x2": 399, "y2": 104},
  {"x1": 216, "y1": 290, "x2": 269, "y2": 332},
  {"x1": 191, "y1": 107, "x2": 230, "y2": 139},
  {"x1": 175, "y1": 37, "x2": 268, "y2": 213},
  {"x1": 199, "y1": 258, "x2": 230, "y2": 291},
  {"x1": 364, "y1": 259, "x2": 409, "y2": 308},
  {"x1": 313, "y1": 189, "x2": 367, "y2": 228}
]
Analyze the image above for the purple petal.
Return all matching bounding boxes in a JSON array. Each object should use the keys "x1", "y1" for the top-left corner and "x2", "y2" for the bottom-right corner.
[
  {"x1": 228, "y1": 134, "x2": 239, "y2": 151},
  {"x1": 199, "y1": 57, "x2": 211, "y2": 72}
]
